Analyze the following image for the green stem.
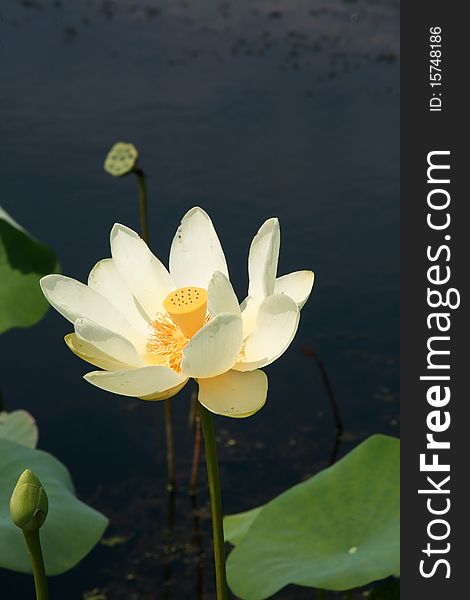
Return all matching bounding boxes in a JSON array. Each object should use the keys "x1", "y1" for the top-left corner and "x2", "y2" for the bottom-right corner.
[
  {"x1": 135, "y1": 168, "x2": 175, "y2": 492},
  {"x1": 23, "y1": 530, "x2": 48, "y2": 600},
  {"x1": 316, "y1": 590, "x2": 324, "y2": 599},
  {"x1": 164, "y1": 397, "x2": 175, "y2": 492},
  {"x1": 189, "y1": 390, "x2": 202, "y2": 494},
  {"x1": 135, "y1": 168, "x2": 149, "y2": 244},
  {"x1": 345, "y1": 591, "x2": 352, "y2": 599},
  {"x1": 199, "y1": 402, "x2": 227, "y2": 600}
]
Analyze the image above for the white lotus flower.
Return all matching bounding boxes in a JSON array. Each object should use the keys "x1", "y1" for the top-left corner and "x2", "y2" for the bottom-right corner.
[{"x1": 40, "y1": 208, "x2": 313, "y2": 418}]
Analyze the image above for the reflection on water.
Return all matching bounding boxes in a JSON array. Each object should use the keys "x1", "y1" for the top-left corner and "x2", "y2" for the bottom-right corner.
[{"x1": 1, "y1": 0, "x2": 398, "y2": 597}]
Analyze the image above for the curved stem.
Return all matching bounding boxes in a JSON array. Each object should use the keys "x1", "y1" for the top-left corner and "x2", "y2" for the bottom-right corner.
[
  {"x1": 134, "y1": 168, "x2": 175, "y2": 491},
  {"x1": 199, "y1": 403, "x2": 227, "y2": 600},
  {"x1": 23, "y1": 530, "x2": 48, "y2": 600}
]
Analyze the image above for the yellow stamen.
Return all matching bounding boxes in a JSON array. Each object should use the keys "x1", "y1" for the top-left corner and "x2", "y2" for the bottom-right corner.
[
  {"x1": 163, "y1": 287, "x2": 208, "y2": 339},
  {"x1": 147, "y1": 314, "x2": 189, "y2": 373},
  {"x1": 147, "y1": 288, "x2": 209, "y2": 373}
]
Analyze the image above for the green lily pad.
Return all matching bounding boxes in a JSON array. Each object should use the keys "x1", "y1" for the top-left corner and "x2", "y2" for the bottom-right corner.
[
  {"x1": 104, "y1": 142, "x2": 138, "y2": 176},
  {"x1": 0, "y1": 410, "x2": 38, "y2": 448},
  {"x1": 0, "y1": 438, "x2": 108, "y2": 575},
  {"x1": 0, "y1": 207, "x2": 60, "y2": 334},
  {"x1": 225, "y1": 435, "x2": 399, "y2": 599},
  {"x1": 224, "y1": 506, "x2": 263, "y2": 546}
]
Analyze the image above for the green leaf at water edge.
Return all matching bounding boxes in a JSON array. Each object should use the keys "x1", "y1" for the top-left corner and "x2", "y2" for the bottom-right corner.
[
  {"x1": 224, "y1": 506, "x2": 263, "y2": 546},
  {"x1": 0, "y1": 410, "x2": 39, "y2": 448},
  {"x1": 225, "y1": 434, "x2": 400, "y2": 599},
  {"x1": 0, "y1": 438, "x2": 108, "y2": 575},
  {"x1": 0, "y1": 206, "x2": 60, "y2": 334}
]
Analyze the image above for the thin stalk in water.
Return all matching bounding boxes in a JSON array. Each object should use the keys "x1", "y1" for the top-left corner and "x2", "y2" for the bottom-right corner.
[
  {"x1": 199, "y1": 402, "x2": 227, "y2": 600},
  {"x1": 135, "y1": 168, "x2": 150, "y2": 244},
  {"x1": 189, "y1": 389, "x2": 202, "y2": 494},
  {"x1": 190, "y1": 491, "x2": 204, "y2": 598},
  {"x1": 162, "y1": 487, "x2": 176, "y2": 600},
  {"x1": 134, "y1": 167, "x2": 175, "y2": 491},
  {"x1": 164, "y1": 397, "x2": 175, "y2": 492}
]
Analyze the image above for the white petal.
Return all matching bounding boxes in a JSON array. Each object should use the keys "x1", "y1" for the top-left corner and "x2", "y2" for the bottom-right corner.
[
  {"x1": 88, "y1": 258, "x2": 150, "y2": 337},
  {"x1": 274, "y1": 270, "x2": 315, "y2": 308},
  {"x1": 181, "y1": 313, "x2": 243, "y2": 378},
  {"x1": 198, "y1": 369, "x2": 268, "y2": 418},
  {"x1": 208, "y1": 271, "x2": 241, "y2": 317},
  {"x1": 240, "y1": 295, "x2": 262, "y2": 338},
  {"x1": 234, "y1": 294, "x2": 299, "y2": 371},
  {"x1": 74, "y1": 318, "x2": 145, "y2": 368},
  {"x1": 84, "y1": 365, "x2": 188, "y2": 399},
  {"x1": 141, "y1": 380, "x2": 189, "y2": 401},
  {"x1": 65, "y1": 333, "x2": 128, "y2": 371},
  {"x1": 248, "y1": 218, "x2": 280, "y2": 298},
  {"x1": 241, "y1": 270, "x2": 313, "y2": 339},
  {"x1": 40, "y1": 274, "x2": 133, "y2": 339},
  {"x1": 169, "y1": 207, "x2": 229, "y2": 288},
  {"x1": 110, "y1": 224, "x2": 175, "y2": 319}
]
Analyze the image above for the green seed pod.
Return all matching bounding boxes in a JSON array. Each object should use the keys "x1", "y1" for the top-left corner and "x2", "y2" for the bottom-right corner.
[
  {"x1": 10, "y1": 469, "x2": 49, "y2": 532},
  {"x1": 104, "y1": 142, "x2": 138, "y2": 176}
]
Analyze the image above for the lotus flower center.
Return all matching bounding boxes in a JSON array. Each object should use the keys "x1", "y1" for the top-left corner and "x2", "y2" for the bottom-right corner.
[{"x1": 163, "y1": 287, "x2": 208, "y2": 339}]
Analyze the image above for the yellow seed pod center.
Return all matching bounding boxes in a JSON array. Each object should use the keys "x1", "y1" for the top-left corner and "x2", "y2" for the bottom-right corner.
[{"x1": 163, "y1": 287, "x2": 208, "y2": 339}]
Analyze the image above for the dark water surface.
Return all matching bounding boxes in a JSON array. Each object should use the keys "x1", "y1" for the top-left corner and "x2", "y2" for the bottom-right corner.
[{"x1": 1, "y1": 0, "x2": 399, "y2": 597}]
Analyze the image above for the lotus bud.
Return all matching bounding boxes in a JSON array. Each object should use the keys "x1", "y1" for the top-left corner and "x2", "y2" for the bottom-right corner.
[{"x1": 10, "y1": 469, "x2": 49, "y2": 532}]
